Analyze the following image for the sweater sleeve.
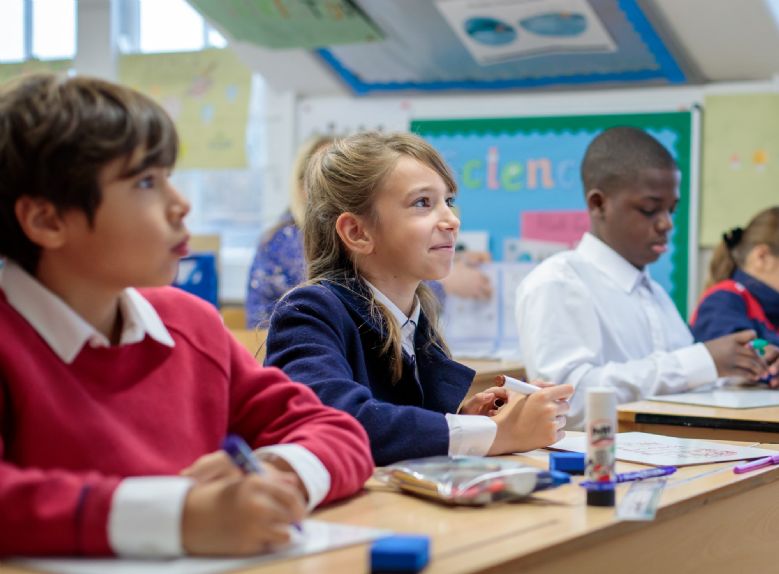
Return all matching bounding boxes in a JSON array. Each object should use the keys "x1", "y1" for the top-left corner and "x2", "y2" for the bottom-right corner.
[
  {"x1": 224, "y1": 331, "x2": 373, "y2": 506},
  {"x1": 0, "y1": 399, "x2": 120, "y2": 556},
  {"x1": 265, "y1": 287, "x2": 453, "y2": 466},
  {"x1": 691, "y1": 291, "x2": 752, "y2": 342}
]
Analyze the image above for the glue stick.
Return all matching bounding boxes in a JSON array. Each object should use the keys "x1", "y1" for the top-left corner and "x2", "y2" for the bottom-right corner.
[{"x1": 585, "y1": 387, "x2": 616, "y2": 507}]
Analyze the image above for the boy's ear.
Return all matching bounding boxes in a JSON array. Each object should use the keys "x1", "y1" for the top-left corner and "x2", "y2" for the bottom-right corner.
[
  {"x1": 335, "y1": 212, "x2": 375, "y2": 256},
  {"x1": 14, "y1": 196, "x2": 68, "y2": 249},
  {"x1": 585, "y1": 188, "x2": 608, "y2": 219}
]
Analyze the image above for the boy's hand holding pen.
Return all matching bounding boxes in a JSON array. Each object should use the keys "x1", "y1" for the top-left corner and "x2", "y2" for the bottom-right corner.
[{"x1": 178, "y1": 435, "x2": 306, "y2": 556}]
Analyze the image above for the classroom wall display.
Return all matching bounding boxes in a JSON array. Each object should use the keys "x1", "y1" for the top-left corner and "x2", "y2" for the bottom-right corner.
[
  {"x1": 316, "y1": 0, "x2": 685, "y2": 94},
  {"x1": 119, "y1": 49, "x2": 252, "y2": 169},
  {"x1": 412, "y1": 111, "x2": 695, "y2": 317},
  {"x1": 700, "y1": 93, "x2": 779, "y2": 247},
  {"x1": 0, "y1": 59, "x2": 72, "y2": 84}
]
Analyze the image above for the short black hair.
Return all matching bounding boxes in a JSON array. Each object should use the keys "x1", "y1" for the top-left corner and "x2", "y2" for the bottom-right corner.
[
  {"x1": 0, "y1": 73, "x2": 178, "y2": 273},
  {"x1": 581, "y1": 126, "x2": 676, "y2": 195}
]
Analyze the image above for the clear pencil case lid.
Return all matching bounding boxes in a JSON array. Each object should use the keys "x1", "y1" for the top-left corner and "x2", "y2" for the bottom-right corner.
[{"x1": 374, "y1": 456, "x2": 568, "y2": 506}]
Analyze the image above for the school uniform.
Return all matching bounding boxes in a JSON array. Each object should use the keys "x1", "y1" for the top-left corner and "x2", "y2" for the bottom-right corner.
[
  {"x1": 691, "y1": 269, "x2": 779, "y2": 346},
  {"x1": 265, "y1": 280, "x2": 497, "y2": 466},
  {"x1": 0, "y1": 261, "x2": 372, "y2": 557},
  {"x1": 516, "y1": 232, "x2": 718, "y2": 430}
]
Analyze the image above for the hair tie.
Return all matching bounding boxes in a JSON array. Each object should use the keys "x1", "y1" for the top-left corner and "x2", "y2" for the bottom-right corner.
[{"x1": 722, "y1": 227, "x2": 744, "y2": 249}]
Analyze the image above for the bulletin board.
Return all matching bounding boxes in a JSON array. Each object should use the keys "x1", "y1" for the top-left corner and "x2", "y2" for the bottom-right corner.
[{"x1": 411, "y1": 111, "x2": 695, "y2": 316}]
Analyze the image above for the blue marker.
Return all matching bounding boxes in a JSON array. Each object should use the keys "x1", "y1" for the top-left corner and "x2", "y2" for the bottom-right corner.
[
  {"x1": 222, "y1": 434, "x2": 303, "y2": 532},
  {"x1": 579, "y1": 465, "x2": 676, "y2": 487}
]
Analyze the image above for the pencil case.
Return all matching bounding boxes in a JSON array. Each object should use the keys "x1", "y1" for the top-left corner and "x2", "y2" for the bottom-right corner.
[{"x1": 374, "y1": 456, "x2": 569, "y2": 506}]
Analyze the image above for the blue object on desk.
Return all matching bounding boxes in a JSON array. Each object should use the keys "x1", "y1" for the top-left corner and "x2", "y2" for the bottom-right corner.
[
  {"x1": 370, "y1": 535, "x2": 430, "y2": 573},
  {"x1": 174, "y1": 252, "x2": 218, "y2": 307},
  {"x1": 549, "y1": 451, "x2": 585, "y2": 475}
]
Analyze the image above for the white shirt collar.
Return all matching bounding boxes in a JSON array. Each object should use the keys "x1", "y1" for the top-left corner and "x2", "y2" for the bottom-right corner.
[
  {"x1": 365, "y1": 280, "x2": 421, "y2": 357},
  {"x1": 0, "y1": 260, "x2": 175, "y2": 364},
  {"x1": 576, "y1": 232, "x2": 651, "y2": 294}
]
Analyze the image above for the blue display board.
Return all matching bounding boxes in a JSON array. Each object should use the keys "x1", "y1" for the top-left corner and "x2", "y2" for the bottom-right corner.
[{"x1": 412, "y1": 112, "x2": 693, "y2": 316}]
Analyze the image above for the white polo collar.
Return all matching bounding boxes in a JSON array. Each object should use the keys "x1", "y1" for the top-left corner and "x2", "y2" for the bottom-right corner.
[{"x1": 0, "y1": 260, "x2": 175, "y2": 364}]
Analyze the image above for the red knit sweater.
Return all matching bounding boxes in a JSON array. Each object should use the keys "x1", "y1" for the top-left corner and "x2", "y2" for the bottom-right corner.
[{"x1": 0, "y1": 286, "x2": 373, "y2": 556}]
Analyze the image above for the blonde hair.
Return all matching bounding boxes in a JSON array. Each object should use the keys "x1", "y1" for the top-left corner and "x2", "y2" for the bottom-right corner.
[
  {"x1": 289, "y1": 135, "x2": 336, "y2": 226},
  {"x1": 302, "y1": 132, "x2": 456, "y2": 383},
  {"x1": 706, "y1": 206, "x2": 779, "y2": 289}
]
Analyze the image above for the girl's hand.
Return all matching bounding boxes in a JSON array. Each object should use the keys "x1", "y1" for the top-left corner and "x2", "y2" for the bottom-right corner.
[
  {"x1": 488, "y1": 384, "x2": 573, "y2": 455},
  {"x1": 182, "y1": 474, "x2": 306, "y2": 555},
  {"x1": 460, "y1": 386, "x2": 509, "y2": 416}
]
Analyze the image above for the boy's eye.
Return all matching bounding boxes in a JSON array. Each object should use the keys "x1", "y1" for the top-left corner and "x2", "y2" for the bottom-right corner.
[{"x1": 639, "y1": 207, "x2": 658, "y2": 217}]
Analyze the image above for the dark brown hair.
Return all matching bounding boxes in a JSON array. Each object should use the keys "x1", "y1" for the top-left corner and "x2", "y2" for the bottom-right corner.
[
  {"x1": 706, "y1": 207, "x2": 779, "y2": 289},
  {"x1": 581, "y1": 126, "x2": 676, "y2": 195},
  {"x1": 0, "y1": 73, "x2": 178, "y2": 273}
]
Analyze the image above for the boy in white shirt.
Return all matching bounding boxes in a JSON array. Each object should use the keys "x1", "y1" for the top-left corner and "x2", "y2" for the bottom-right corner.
[{"x1": 516, "y1": 126, "x2": 778, "y2": 429}]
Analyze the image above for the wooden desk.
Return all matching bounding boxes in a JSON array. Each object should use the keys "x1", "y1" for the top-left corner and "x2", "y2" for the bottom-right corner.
[
  {"x1": 458, "y1": 358, "x2": 526, "y2": 399},
  {"x1": 8, "y1": 443, "x2": 779, "y2": 574},
  {"x1": 619, "y1": 399, "x2": 779, "y2": 442}
]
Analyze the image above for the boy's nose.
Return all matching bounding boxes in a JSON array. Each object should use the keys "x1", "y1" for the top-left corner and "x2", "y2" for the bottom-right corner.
[{"x1": 657, "y1": 210, "x2": 674, "y2": 231}]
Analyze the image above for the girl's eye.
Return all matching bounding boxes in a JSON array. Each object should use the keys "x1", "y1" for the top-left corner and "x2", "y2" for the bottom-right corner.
[
  {"x1": 446, "y1": 196, "x2": 456, "y2": 208},
  {"x1": 413, "y1": 197, "x2": 430, "y2": 208}
]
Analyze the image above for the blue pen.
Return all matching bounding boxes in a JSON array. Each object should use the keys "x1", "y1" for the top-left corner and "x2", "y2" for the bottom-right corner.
[
  {"x1": 579, "y1": 466, "x2": 676, "y2": 487},
  {"x1": 222, "y1": 434, "x2": 303, "y2": 532}
]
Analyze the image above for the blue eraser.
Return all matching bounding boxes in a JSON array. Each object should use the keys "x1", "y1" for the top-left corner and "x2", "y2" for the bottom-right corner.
[
  {"x1": 549, "y1": 451, "x2": 585, "y2": 475},
  {"x1": 370, "y1": 535, "x2": 430, "y2": 572}
]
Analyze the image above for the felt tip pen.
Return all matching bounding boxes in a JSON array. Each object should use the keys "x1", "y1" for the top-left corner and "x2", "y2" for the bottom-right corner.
[
  {"x1": 222, "y1": 434, "x2": 303, "y2": 532},
  {"x1": 579, "y1": 466, "x2": 676, "y2": 487},
  {"x1": 733, "y1": 454, "x2": 779, "y2": 474},
  {"x1": 751, "y1": 338, "x2": 773, "y2": 384}
]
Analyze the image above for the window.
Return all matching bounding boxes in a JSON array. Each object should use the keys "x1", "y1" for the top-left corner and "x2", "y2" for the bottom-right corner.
[
  {"x1": 0, "y1": 0, "x2": 75, "y2": 62},
  {"x1": 119, "y1": 0, "x2": 227, "y2": 54}
]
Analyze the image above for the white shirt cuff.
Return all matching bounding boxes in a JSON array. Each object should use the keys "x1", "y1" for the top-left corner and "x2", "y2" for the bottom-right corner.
[
  {"x1": 675, "y1": 342, "x2": 719, "y2": 388},
  {"x1": 256, "y1": 444, "x2": 331, "y2": 511},
  {"x1": 445, "y1": 414, "x2": 498, "y2": 456},
  {"x1": 109, "y1": 476, "x2": 194, "y2": 557}
]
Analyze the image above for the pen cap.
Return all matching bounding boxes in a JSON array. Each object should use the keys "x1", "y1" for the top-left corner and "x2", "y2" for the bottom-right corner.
[
  {"x1": 586, "y1": 482, "x2": 615, "y2": 507},
  {"x1": 585, "y1": 388, "x2": 616, "y2": 486}
]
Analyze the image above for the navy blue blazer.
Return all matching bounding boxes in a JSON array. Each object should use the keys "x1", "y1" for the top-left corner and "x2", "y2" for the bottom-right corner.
[
  {"x1": 692, "y1": 269, "x2": 779, "y2": 346},
  {"x1": 264, "y1": 281, "x2": 475, "y2": 466}
]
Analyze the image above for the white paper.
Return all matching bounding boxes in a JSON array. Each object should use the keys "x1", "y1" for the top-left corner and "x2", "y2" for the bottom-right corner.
[
  {"x1": 456, "y1": 230, "x2": 490, "y2": 252},
  {"x1": 435, "y1": 0, "x2": 616, "y2": 65},
  {"x1": 503, "y1": 237, "x2": 565, "y2": 263},
  {"x1": 648, "y1": 389, "x2": 779, "y2": 409},
  {"x1": 12, "y1": 520, "x2": 389, "y2": 574},
  {"x1": 550, "y1": 432, "x2": 779, "y2": 467}
]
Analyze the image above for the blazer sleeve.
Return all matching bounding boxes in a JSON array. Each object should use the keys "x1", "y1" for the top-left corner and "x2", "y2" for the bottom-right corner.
[
  {"x1": 265, "y1": 286, "x2": 452, "y2": 466},
  {"x1": 691, "y1": 290, "x2": 752, "y2": 342},
  {"x1": 225, "y1": 330, "x2": 373, "y2": 505}
]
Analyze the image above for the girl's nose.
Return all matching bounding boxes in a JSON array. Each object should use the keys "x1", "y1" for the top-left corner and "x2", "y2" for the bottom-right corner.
[{"x1": 168, "y1": 183, "x2": 191, "y2": 220}]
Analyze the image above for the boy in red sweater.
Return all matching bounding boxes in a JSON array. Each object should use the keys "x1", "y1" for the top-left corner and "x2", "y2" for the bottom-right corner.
[{"x1": 0, "y1": 73, "x2": 373, "y2": 557}]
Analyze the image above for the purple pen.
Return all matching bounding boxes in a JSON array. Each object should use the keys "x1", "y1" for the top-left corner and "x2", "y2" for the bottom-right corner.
[
  {"x1": 733, "y1": 454, "x2": 779, "y2": 474},
  {"x1": 222, "y1": 434, "x2": 303, "y2": 532},
  {"x1": 579, "y1": 466, "x2": 676, "y2": 488}
]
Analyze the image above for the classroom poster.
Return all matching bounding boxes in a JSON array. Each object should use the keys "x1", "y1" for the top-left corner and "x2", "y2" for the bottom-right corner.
[
  {"x1": 700, "y1": 93, "x2": 779, "y2": 247},
  {"x1": 412, "y1": 112, "x2": 693, "y2": 316},
  {"x1": 119, "y1": 49, "x2": 251, "y2": 169},
  {"x1": 189, "y1": 0, "x2": 382, "y2": 49},
  {"x1": 0, "y1": 59, "x2": 72, "y2": 84}
]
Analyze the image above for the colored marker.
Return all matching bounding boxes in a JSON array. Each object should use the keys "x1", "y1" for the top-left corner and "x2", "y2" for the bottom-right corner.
[
  {"x1": 751, "y1": 338, "x2": 773, "y2": 384},
  {"x1": 222, "y1": 434, "x2": 303, "y2": 532},
  {"x1": 579, "y1": 466, "x2": 676, "y2": 487},
  {"x1": 493, "y1": 375, "x2": 540, "y2": 409},
  {"x1": 733, "y1": 454, "x2": 779, "y2": 474}
]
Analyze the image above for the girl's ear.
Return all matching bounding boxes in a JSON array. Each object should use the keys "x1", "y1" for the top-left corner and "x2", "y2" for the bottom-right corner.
[
  {"x1": 747, "y1": 243, "x2": 774, "y2": 271},
  {"x1": 335, "y1": 212, "x2": 375, "y2": 256},
  {"x1": 14, "y1": 196, "x2": 68, "y2": 249}
]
